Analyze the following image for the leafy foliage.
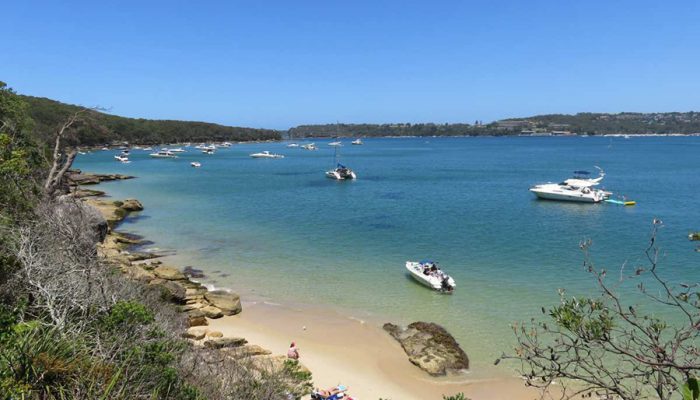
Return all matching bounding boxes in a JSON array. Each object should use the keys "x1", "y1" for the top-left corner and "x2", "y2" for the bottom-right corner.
[
  {"x1": 502, "y1": 222, "x2": 700, "y2": 400},
  {"x1": 22, "y1": 95, "x2": 282, "y2": 146}
]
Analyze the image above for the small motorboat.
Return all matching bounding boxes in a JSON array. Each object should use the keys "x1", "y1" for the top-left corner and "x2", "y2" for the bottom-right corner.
[
  {"x1": 689, "y1": 232, "x2": 700, "y2": 241},
  {"x1": 114, "y1": 155, "x2": 130, "y2": 163},
  {"x1": 191, "y1": 162, "x2": 201, "y2": 168},
  {"x1": 250, "y1": 151, "x2": 284, "y2": 159},
  {"x1": 328, "y1": 141, "x2": 342, "y2": 147},
  {"x1": 169, "y1": 147, "x2": 186, "y2": 153},
  {"x1": 406, "y1": 260, "x2": 455, "y2": 293},
  {"x1": 351, "y1": 139, "x2": 363, "y2": 145},
  {"x1": 202, "y1": 149, "x2": 215, "y2": 155},
  {"x1": 301, "y1": 143, "x2": 318, "y2": 151},
  {"x1": 149, "y1": 150, "x2": 177, "y2": 158},
  {"x1": 287, "y1": 143, "x2": 300, "y2": 148}
]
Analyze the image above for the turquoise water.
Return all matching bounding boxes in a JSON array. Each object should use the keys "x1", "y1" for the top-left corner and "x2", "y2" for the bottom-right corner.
[{"x1": 75, "y1": 137, "x2": 700, "y2": 376}]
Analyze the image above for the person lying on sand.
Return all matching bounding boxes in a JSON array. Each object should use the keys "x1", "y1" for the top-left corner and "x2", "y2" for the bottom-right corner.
[{"x1": 314, "y1": 384, "x2": 347, "y2": 397}]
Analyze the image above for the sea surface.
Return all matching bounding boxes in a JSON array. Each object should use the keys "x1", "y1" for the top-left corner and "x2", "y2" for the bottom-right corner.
[{"x1": 75, "y1": 136, "x2": 700, "y2": 377}]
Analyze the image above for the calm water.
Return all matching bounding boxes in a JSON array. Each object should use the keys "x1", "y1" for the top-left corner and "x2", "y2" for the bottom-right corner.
[{"x1": 75, "y1": 137, "x2": 700, "y2": 376}]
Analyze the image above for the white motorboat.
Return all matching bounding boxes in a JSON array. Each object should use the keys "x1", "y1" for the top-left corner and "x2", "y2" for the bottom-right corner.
[
  {"x1": 301, "y1": 143, "x2": 317, "y2": 151},
  {"x1": 101, "y1": 147, "x2": 109, "y2": 151},
  {"x1": 202, "y1": 149, "x2": 215, "y2": 154},
  {"x1": 351, "y1": 139, "x2": 363, "y2": 145},
  {"x1": 114, "y1": 155, "x2": 130, "y2": 163},
  {"x1": 149, "y1": 150, "x2": 177, "y2": 158},
  {"x1": 195, "y1": 144, "x2": 216, "y2": 151},
  {"x1": 326, "y1": 163, "x2": 356, "y2": 180},
  {"x1": 142, "y1": 147, "x2": 153, "y2": 151},
  {"x1": 287, "y1": 143, "x2": 300, "y2": 148},
  {"x1": 190, "y1": 162, "x2": 201, "y2": 168},
  {"x1": 530, "y1": 167, "x2": 611, "y2": 203},
  {"x1": 328, "y1": 141, "x2": 342, "y2": 146},
  {"x1": 220, "y1": 142, "x2": 233, "y2": 148},
  {"x1": 250, "y1": 151, "x2": 284, "y2": 159},
  {"x1": 169, "y1": 147, "x2": 186, "y2": 153},
  {"x1": 406, "y1": 260, "x2": 456, "y2": 293}
]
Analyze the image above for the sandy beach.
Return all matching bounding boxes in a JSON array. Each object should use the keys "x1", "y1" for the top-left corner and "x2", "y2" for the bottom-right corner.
[{"x1": 207, "y1": 300, "x2": 539, "y2": 400}]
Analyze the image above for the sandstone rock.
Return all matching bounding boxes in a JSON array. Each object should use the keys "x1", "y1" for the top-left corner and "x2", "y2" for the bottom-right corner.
[
  {"x1": 126, "y1": 265, "x2": 156, "y2": 282},
  {"x1": 222, "y1": 344, "x2": 271, "y2": 358},
  {"x1": 207, "y1": 331, "x2": 223, "y2": 338},
  {"x1": 179, "y1": 302, "x2": 206, "y2": 312},
  {"x1": 183, "y1": 327, "x2": 207, "y2": 340},
  {"x1": 203, "y1": 337, "x2": 247, "y2": 349},
  {"x1": 158, "y1": 280, "x2": 187, "y2": 303},
  {"x1": 204, "y1": 290, "x2": 242, "y2": 316},
  {"x1": 121, "y1": 198, "x2": 144, "y2": 211},
  {"x1": 153, "y1": 265, "x2": 186, "y2": 280},
  {"x1": 187, "y1": 310, "x2": 208, "y2": 327},
  {"x1": 383, "y1": 322, "x2": 469, "y2": 376},
  {"x1": 200, "y1": 305, "x2": 223, "y2": 319}
]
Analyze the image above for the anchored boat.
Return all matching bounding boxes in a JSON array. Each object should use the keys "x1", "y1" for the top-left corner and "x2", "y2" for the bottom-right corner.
[
  {"x1": 530, "y1": 167, "x2": 611, "y2": 203},
  {"x1": 405, "y1": 260, "x2": 455, "y2": 293}
]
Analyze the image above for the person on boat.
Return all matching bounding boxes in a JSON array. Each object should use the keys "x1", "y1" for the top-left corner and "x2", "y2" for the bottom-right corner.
[{"x1": 287, "y1": 342, "x2": 299, "y2": 360}]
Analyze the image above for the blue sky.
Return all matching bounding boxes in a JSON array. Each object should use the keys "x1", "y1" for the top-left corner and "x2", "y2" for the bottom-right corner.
[{"x1": 2, "y1": 1, "x2": 699, "y2": 129}]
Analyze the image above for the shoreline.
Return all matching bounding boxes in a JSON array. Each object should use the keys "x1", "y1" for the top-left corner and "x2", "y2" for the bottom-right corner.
[{"x1": 78, "y1": 174, "x2": 539, "y2": 400}]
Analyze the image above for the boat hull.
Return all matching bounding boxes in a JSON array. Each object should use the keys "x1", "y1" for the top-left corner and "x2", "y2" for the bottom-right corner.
[{"x1": 530, "y1": 188, "x2": 601, "y2": 203}]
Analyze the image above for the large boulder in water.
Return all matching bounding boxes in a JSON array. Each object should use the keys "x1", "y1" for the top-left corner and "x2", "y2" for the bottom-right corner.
[
  {"x1": 204, "y1": 290, "x2": 242, "y2": 316},
  {"x1": 121, "y1": 198, "x2": 144, "y2": 211},
  {"x1": 383, "y1": 321, "x2": 469, "y2": 376}
]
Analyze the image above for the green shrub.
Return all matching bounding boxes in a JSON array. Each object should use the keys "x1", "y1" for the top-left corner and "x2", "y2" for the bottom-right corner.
[{"x1": 100, "y1": 300, "x2": 154, "y2": 331}]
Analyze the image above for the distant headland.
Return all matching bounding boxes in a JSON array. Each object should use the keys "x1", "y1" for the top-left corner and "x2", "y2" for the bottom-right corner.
[{"x1": 21, "y1": 94, "x2": 700, "y2": 146}]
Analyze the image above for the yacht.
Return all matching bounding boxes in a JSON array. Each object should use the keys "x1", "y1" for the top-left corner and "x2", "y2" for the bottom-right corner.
[
  {"x1": 142, "y1": 147, "x2": 153, "y2": 151},
  {"x1": 169, "y1": 147, "x2": 186, "y2": 153},
  {"x1": 114, "y1": 155, "x2": 130, "y2": 163},
  {"x1": 301, "y1": 143, "x2": 318, "y2": 151},
  {"x1": 286, "y1": 143, "x2": 300, "y2": 148},
  {"x1": 530, "y1": 168, "x2": 611, "y2": 203},
  {"x1": 202, "y1": 148, "x2": 215, "y2": 155},
  {"x1": 405, "y1": 260, "x2": 455, "y2": 293},
  {"x1": 328, "y1": 141, "x2": 342, "y2": 146},
  {"x1": 326, "y1": 163, "x2": 357, "y2": 180},
  {"x1": 190, "y1": 162, "x2": 202, "y2": 168},
  {"x1": 149, "y1": 150, "x2": 177, "y2": 158},
  {"x1": 250, "y1": 151, "x2": 284, "y2": 159},
  {"x1": 351, "y1": 139, "x2": 363, "y2": 145}
]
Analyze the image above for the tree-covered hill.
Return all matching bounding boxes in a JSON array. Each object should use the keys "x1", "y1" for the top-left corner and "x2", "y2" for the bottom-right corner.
[
  {"x1": 288, "y1": 112, "x2": 700, "y2": 138},
  {"x1": 22, "y1": 95, "x2": 282, "y2": 146}
]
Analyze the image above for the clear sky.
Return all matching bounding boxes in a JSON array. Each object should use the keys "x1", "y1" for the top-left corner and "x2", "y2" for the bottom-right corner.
[{"x1": 2, "y1": 1, "x2": 699, "y2": 129}]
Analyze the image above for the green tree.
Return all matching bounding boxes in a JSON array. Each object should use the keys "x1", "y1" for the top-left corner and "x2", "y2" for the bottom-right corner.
[{"x1": 500, "y1": 221, "x2": 700, "y2": 400}]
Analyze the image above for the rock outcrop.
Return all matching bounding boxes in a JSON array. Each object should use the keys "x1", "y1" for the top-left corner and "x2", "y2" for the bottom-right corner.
[
  {"x1": 203, "y1": 337, "x2": 247, "y2": 349},
  {"x1": 204, "y1": 290, "x2": 242, "y2": 316},
  {"x1": 383, "y1": 321, "x2": 469, "y2": 376},
  {"x1": 121, "y1": 198, "x2": 144, "y2": 211}
]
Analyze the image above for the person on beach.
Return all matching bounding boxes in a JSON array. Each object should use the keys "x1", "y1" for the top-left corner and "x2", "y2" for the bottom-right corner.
[{"x1": 287, "y1": 342, "x2": 299, "y2": 359}]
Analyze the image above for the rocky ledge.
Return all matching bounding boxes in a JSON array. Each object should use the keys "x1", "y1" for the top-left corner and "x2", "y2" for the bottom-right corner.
[
  {"x1": 67, "y1": 169, "x2": 135, "y2": 185},
  {"x1": 79, "y1": 178, "x2": 311, "y2": 391},
  {"x1": 383, "y1": 321, "x2": 469, "y2": 376}
]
